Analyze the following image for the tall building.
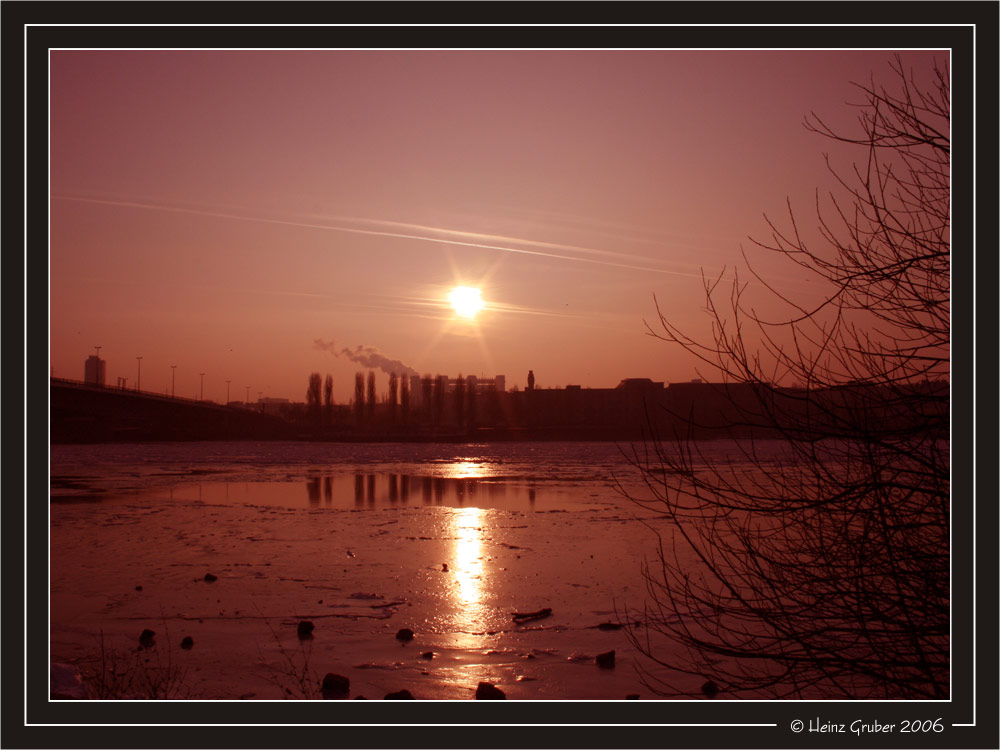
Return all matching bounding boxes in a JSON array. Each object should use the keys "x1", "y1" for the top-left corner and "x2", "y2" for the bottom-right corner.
[
  {"x1": 84, "y1": 355, "x2": 105, "y2": 386},
  {"x1": 443, "y1": 375, "x2": 507, "y2": 394},
  {"x1": 471, "y1": 374, "x2": 505, "y2": 393},
  {"x1": 411, "y1": 374, "x2": 507, "y2": 402}
]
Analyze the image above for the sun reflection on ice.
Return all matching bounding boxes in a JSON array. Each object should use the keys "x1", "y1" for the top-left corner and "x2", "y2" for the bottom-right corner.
[
  {"x1": 452, "y1": 506, "x2": 484, "y2": 611},
  {"x1": 439, "y1": 505, "x2": 495, "y2": 664},
  {"x1": 439, "y1": 461, "x2": 492, "y2": 480}
]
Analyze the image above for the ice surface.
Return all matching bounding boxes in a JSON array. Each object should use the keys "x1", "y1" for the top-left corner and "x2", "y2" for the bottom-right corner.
[{"x1": 49, "y1": 440, "x2": 774, "y2": 700}]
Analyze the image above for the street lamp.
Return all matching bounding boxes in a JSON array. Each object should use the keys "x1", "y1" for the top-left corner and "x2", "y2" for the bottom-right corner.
[
  {"x1": 171, "y1": 365, "x2": 177, "y2": 397},
  {"x1": 226, "y1": 380, "x2": 231, "y2": 405},
  {"x1": 200, "y1": 372, "x2": 205, "y2": 401},
  {"x1": 245, "y1": 385, "x2": 250, "y2": 404},
  {"x1": 136, "y1": 356, "x2": 142, "y2": 392}
]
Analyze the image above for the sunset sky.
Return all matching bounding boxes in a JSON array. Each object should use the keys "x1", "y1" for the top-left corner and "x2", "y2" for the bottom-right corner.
[{"x1": 49, "y1": 49, "x2": 944, "y2": 403}]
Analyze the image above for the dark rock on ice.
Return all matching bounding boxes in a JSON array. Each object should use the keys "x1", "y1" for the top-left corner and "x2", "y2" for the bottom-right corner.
[
  {"x1": 297, "y1": 620, "x2": 315, "y2": 639},
  {"x1": 701, "y1": 680, "x2": 720, "y2": 698},
  {"x1": 180, "y1": 636, "x2": 194, "y2": 650},
  {"x1": 626, "y1": 693, "x2": 640, "y2": 700},
  {"x1": 203, "y1": 573, "x2": 218, "y2": 583},
  {"x1": 512, "y1": 607, "x2": 552, "y2": 622},
  {"x1": 321, "y1": 673, "x2": 350, "y2": 697},
  {"x1": 595, "y1": 650, "x2": 615, "y2": 669},
  {"x1": 384, "y1": 689, "x2": 414, "y2": 699},
  {"x1": 421, "y1": 651, "x2": 435, "y2": 659},
  {"x1": 395, "y1": 628, "x2": 415, "y2": 642},
  {"x1": 139, "y1": 629, "x2": 156, "y2": 648},
  {"x1": 475, "y1": 682, "x2": 506, "y2": 700}
]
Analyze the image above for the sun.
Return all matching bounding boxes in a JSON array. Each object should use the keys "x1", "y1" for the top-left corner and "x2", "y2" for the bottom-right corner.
[{"x1": 448, "y1": 286, "x2": 484, "y2": 319}]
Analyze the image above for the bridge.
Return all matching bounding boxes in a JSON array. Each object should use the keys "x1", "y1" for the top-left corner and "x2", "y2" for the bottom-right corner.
[{"x1": 50, "y1": 378, "x2": 296, "y2": 443}]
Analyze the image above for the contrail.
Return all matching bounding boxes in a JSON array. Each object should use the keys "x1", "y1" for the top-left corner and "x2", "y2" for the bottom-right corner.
[
  {"x1": 314, "y1": 339, "x2": 419, "y2": 377},
  {"x1": 53, "y1": 195, "x2": 707, "y2": 278},
  {"x1": 309, "y1": 213, "x2": 679, "y2": 268}
]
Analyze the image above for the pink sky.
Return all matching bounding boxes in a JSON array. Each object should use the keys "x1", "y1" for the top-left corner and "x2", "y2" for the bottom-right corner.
[{"x1": 49, "y1": 50, "x2": 944, "y2": 403}]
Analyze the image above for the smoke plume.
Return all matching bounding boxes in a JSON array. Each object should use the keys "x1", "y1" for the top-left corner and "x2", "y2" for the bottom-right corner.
[{"x1": 314, "y1": 339, "x2": 419, "y2": 377}]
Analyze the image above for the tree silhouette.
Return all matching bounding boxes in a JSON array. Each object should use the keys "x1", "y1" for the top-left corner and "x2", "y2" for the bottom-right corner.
[
  {"x1": 623, "y1": 56, "x2": 949, "y2": 700},
  {"x1": 388, "y1": 372, "x2": 398, "y2": 425},
  {"x1": 400, "y1": 375, "x2": 410, "y2": 425},
  {"x1": 434, "y1": 375, "x2": 448, "y2": 427},
  {"x1": 354, "y1": 372, "x2": 364, "y2": 427},
  {"x1": 421, "y1": 376, "x2": 433, "y2": 425},
  {"x1": 323, "y1": 374, "x2": 333, "y2": 429},
  {"x1": 466, "y1": 379, "x2": 477, "y2": 431},
  {"x1": 306, "y1": 372, "x2": 322, "y2": 430},
  {"x1": 454, "y1": 375, "x2": 466, "y2": 431},
  {"x1": 366, "y1": 371, "x2": 376, "y2": 423}
]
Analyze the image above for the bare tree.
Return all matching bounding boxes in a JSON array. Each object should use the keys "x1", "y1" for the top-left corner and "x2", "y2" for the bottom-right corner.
[
  {"x1": 306, "y1": 373, "x2": 322, "y2": 430},
  {"x1": 323, "y1": 374, "x2": 333, "y2": 429},
  {"x1": 400, "y1": 375, "x2": 410, "y2": 425},
  {"x1": 421, "y1": 376, "x2": 433, "y2": 424},
  {"x1": 454, "y1": 375, "x2": 466, "y2": 431},
  {"x1": 623, "y1": 56, "x2": 949, "y2": 700},
  {"x1": 466, "y1": 379, "x2": 477, "y2": 431},
  {"x1": 388, "y1": 372, "x2": 399, "y2": 425},
  {"x1": 366, "y1": 371, "x2": 376, "y2": 423},
  {"x1": 354, "y1": 372, "x2": 364, "y2": 427},
  {"x1": 434, "y1": 375, "x2": 448, "y2": 427}
]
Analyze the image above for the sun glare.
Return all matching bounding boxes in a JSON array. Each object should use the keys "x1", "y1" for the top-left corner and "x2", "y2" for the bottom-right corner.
[{"x1": 448, "y1": 286, "x2": 484, "y2": 319}]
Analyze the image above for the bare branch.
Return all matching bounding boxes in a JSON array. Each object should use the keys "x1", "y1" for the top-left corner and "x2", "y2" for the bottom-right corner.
[{"x1": 624, "y1": 57, "x2": 949, "y2": 699}]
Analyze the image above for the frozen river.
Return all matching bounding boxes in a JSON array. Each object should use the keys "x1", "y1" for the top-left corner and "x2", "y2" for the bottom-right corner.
[{"x1": 49, "y1": 440, "x2": 775, "y2": 701}]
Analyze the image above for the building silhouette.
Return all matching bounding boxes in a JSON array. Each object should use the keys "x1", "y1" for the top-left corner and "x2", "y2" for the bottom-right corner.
[
  {"x1": 84, "y1": 355, "x2": 105, "y2": 386},
  {"x1": 52, "y1": 362, "x2": 947, "y2": 443}
]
